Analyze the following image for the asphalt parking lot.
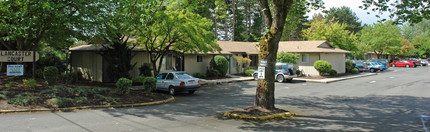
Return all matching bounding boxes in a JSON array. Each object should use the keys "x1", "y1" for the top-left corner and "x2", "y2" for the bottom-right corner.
[{"x1": 0, "y1": 66, "x2": 429, "y2": 132}]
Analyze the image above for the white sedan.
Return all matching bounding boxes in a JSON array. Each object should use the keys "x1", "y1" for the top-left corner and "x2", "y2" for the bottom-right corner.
[{"x1": 155, "y1": 71, "x2": 200, "y2": 95}]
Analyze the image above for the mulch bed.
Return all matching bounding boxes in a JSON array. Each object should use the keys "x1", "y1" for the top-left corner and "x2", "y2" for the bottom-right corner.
[
  {"x1": 0, "y1": 74, "x2": 171, "y2": 111},
  {"x1": 297, "y1": 73, "x2": 353, "y2": 79},
  {"x1": 227, "y1": 106, "x2": 289, "y2": 117}
]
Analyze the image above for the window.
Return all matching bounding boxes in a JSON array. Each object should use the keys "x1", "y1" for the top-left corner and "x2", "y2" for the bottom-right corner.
[
  {"x1": 197, "y1": 55, "x2": 203, "y2": 62},
  {"x1": 156, "y1": 73, "x2": 168, "y2": 79},
  {"x1": 166, "y1": 73, "x2": 174, "y2": 80},
  {"x1": 301, "y1": 54, "x2": 309, "y2": 63}
]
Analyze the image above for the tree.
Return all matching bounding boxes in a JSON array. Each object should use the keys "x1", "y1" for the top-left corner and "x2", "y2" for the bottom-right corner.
[
  {"x1": 360, "y1": 0, "x2": 430, "y2": 24},
  {"x1": 133, "y1": 2, "x2": 221, "y2": 76},
  {"x1": 0, "y1": 0, "x2": 101, "y2": 50},
  {"x1": 302, "y1": 18, "x2": 359, "y2": 54},
  {"x1": 359, "y1": 21, "x2": 402, "y2": 59},
  {"x1": 276, "y1": 52, "x2": 299, "y2": 64},
  {"x1": 254, "y1": 0, "x2": 322, "y2": 110},
  {"x1": 323, "y1": 6, "x2": 362, "y2": 33},
  {"x1": 402, "y1": 19, "x2": 430, "y2": 58}
]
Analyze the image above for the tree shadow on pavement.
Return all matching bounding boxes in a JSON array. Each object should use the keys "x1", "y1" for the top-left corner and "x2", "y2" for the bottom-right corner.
[
  {"x1": 102, "y1": 81, "x2": 256, "y2": 120},
  {"x1": 238, "y1": 95, "x2": 430, "y2": 131}
]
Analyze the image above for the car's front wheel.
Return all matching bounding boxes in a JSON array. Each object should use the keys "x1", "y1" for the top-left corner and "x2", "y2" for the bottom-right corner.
[
  {"x1": 276, "y1": 75, "x2": 285, "y2": 83},
  {"x1": 392, "y1": 64, "x2": 395, "y2": 67},
  {"x1": 169, "y1": 86, "x2": 176, "y2": 95},
  {"x1": 370, "y1": 68, "x2": 375, "y2": 72},
  {"x1": 406, "y1": 64, "x2": 410, "y2": 68}
]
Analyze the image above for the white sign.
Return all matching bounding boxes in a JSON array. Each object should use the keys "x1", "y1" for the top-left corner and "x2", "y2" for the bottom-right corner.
[
  {"x1": 7, "y1": 65, "x2": 24, "y2": 76},
  {"x1": 258, "y1": 66, "x2": 265, "y2": 79},
  {"x1": 0, "y1": 50, "x2": 39, "y2": 62},
  {"x1": 259, "y1": 60, "x2": 267, "y2": 67}
]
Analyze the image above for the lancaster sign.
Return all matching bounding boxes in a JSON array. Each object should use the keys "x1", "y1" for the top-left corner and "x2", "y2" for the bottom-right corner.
[{"x1": 0, "y1": 50, "x2": 39, "y2": 62}]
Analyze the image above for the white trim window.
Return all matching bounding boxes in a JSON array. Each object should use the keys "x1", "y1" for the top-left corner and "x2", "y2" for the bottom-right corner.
[{"x1": 302, "y1": 54, "x2": 309, "y2": 63}]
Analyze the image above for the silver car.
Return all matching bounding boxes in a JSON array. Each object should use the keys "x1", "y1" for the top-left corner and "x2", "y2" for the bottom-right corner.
[{"x1": 156, "y1": 71, "x2": 200, "y2": 95}]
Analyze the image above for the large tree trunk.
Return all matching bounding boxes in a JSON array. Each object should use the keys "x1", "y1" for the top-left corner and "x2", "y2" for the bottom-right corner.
[
  {"x1": 254, "y1": 0, "x2": 293, "y2": 110},
  {"x1": 231, "y1": 0, "x2": 236, "y2": 41},
  {"x1": 245, "y1": 1, "x2": 251, "y2": 41}
]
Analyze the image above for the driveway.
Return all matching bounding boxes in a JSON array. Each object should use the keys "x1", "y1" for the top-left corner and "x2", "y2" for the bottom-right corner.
[{"x1": 0, "y1": 67, "x2": 429, "y2": 132}]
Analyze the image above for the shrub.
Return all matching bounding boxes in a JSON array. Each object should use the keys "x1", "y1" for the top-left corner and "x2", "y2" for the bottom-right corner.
[
  {"x1": 296, "y1": 70, "x2": 302, "y2": 76},
  {"x1": 345, "y1": 60, "x2": 354, "y2": 73},
  {"x1": 314, "y1": 60, "x2": 332, "y2": 76},
  {"x1": 245, "y1": 69, "x2": 255, "y2": 76},
  {"x1": 95, "y1": 94, "x2": 120, "y2": 104},
  {"x1": 0, "y1": 94, "x2": 6, "y2": 100},
  {"x1": 36, "y1": 50, "x2": 67, "y2": 77},
  {"x1": 45, "y1": 97, "x2": 73, "y2": 108},
  {"x1": 116, "y1": 78, "x2": 132, "y2": 95},
  {"x1": 73, "y1": 97, "x2": 89, "y2": 105},
  {"x1": 22, "y1": 79, "x2": 37, "y2": 89},
  {"x1": 60, "y1": 71, "x2": 80, "y2": 84},
  {"x1": 207, "y1": 69, "x2": 220, "y2": 78},
  {"x1": 328, "y1": 69, "x2": 338, "y2": 76},
  {"x1": 44, "y1": 66, "x2": 59, "y2": 85},
  {"x1": 92, "y1": 87, "x2": 111, "y2": 94},
  {"x1": 351, "y1": 68, "x2": 359, "y2": 74},
  {"x1": 143, "y1": 77, "x2": 157, "y2": 93},
  {"x1": 210, "y1": 55, "x2": 229, "y2": 76},
  {"x1": 276, "y1": 52, "x2": 299, "y2": 64},
  {"x1": 5, "y1": 81, "x2": 15, "y2": 88},
  {"x1": 7, "y1": 92, "x2": 36, "y2": 106},
  {"x1": 139, "y1": 63, "x2": 153, "y2": 77},
  {"x1": 193, "y1": 73, "x2": 207, "y2": 78},
  {"x1": 132, "y1": 76, "x2": 146, "y2": 85}
]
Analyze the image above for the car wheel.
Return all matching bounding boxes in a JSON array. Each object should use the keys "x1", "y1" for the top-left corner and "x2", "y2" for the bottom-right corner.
[
  {"x1": 391, "y1": 64, "x2": 395, "y2": 67},
  {"x1": 253, "y1": 73, "x2": 258, "y2": 80},
  {"x1": 406, "y1": 65, "x2": 410, "y2": 68},
  {"x1": 188, "y1": 90, "x2": 195, "y2": 94},
  {"x1": 370, "y1": 69, "x2": 375, "y2": 72},
  {"x1": 169, "y1": 86, "x2": 175, "y2": 95},
  {"x1": 276, "y1": 75, "x2": 285, "y2": 83}
]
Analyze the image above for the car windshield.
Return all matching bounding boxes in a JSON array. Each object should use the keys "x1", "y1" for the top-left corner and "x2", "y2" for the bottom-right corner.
[{"x1": 176, "y1": 73, "x2": 194, "y2": 79}]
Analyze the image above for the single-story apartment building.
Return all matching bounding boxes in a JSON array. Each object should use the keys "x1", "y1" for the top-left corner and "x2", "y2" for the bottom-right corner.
[{"x1": 70, "y1": 40, "x2": 350, "y2": 82}]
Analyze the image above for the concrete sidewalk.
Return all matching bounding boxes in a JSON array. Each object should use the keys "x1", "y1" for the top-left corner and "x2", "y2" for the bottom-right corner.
[{"x1": 294, "y1": 73, "x2": 377, "y2": 83}]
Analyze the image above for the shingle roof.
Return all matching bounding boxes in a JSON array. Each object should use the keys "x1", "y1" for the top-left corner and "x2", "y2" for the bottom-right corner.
[
  {"x1": 71, "y1": 40, "x2": 351, "y2": 54},
  {"x1": 278, "y1": 40, "x2": 351, "y2": 53}
]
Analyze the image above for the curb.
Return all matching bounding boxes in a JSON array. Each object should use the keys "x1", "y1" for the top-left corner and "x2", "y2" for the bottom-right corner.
[
  {"x1": 0, "y1": 96, "x2": 175, "y2": 113},
  {"x1": 200, "y1": 78, "x2": 254, "y2": 86},
  {"x1": 223, "y1": 111, "x2": 294, "y2": 121},
  {"x1": 294, "y1": 73, "x2": 377, "y2": 83}
]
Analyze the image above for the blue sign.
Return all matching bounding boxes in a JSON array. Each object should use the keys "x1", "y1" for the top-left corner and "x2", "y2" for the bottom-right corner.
[{"x1": 7, "y1": 65, "x2": 24, "y2": 76}]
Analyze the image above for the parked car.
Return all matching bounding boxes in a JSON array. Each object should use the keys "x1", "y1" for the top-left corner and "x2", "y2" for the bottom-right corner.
[
  {"x1": 369, "y1": 59, "x2": 389, "y2": 68},
  {"x1": 389, "y1": 60, "x2": 415, "y2": 68},
  {"x1": 155, "y1": 71, "x2": 200, "y2": 95},
  {"x1": 375, "y1": 62, "x2": 388, "y2": 71},
  {"x1": 253, "y1": 63, "x2": 297, "y2": 82},
  {"x1": 351, "y1": 60, "x2": 368, "y2": 72},
  {"x1": 420, "y1": 59, "x2": 428, "y2": 66},
  {"x1": 402, "y1": 58, "x2": 420, "y2": 67},
  {"x1": 366, "y1": 62, "x2": 382, "y2": 72}
]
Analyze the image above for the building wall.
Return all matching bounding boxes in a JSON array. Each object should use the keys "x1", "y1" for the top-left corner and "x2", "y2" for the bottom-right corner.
[
  {"x1": 129, "y1": 52, "x2": 150, "y2": 79},
  {"x1": 294, "y1": 53, "x2": 346, "y2": 76},
  {"x1": 321, "y1": 53, "x2": 346, "y2": 74},
  {"x1": 183, "y1": 54, "x2": 214, "y2": 75},
  {"x1": 71, "y1": 52, "x2": 103, "y2": 82}
]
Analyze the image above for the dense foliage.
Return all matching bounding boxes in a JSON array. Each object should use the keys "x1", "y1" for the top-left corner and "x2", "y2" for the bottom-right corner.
[
  {"x1": 116, "y1": 78, "x2": 132, "y2": 95},
  {"x1": 210, "y1": 55, "x2": 229, "y2": 76},
  {"x1": 43, "y1": 66, "x2": 59, "y2": 85},
  {"x1": 313, "y1": 60, "x2": 332, "y2": 76},
  {"x1": 276, "y1": 52, "x2": 299, "y2": 64}
]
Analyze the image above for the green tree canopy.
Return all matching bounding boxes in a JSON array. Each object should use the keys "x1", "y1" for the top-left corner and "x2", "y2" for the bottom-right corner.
[
  {"x1": 323, "y1": 6, "x2": 362, "y2": 33},
  {"x1": 134, "y1": 2, "x2": 221, "y2": 76},
  {"x1": 360, "y1": 0, "x2": 430, "y2": 24},
  {"x1": 0, "y1": 0, "x2": 102, "y2": 50},
  {"x1": 302, "y1": 18, "x2": 359, "y2": 54},
  {"x1": 359, "y1": 21, "x2": 402, "y2": 59},
  {"x1": 276, "y1": 52, "x2": 299, "y2": 64}
]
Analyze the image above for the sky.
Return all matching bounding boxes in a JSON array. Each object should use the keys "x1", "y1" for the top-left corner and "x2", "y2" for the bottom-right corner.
[{"x1": 306, "y1": 0, "x2": 392, "y2": 25}]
